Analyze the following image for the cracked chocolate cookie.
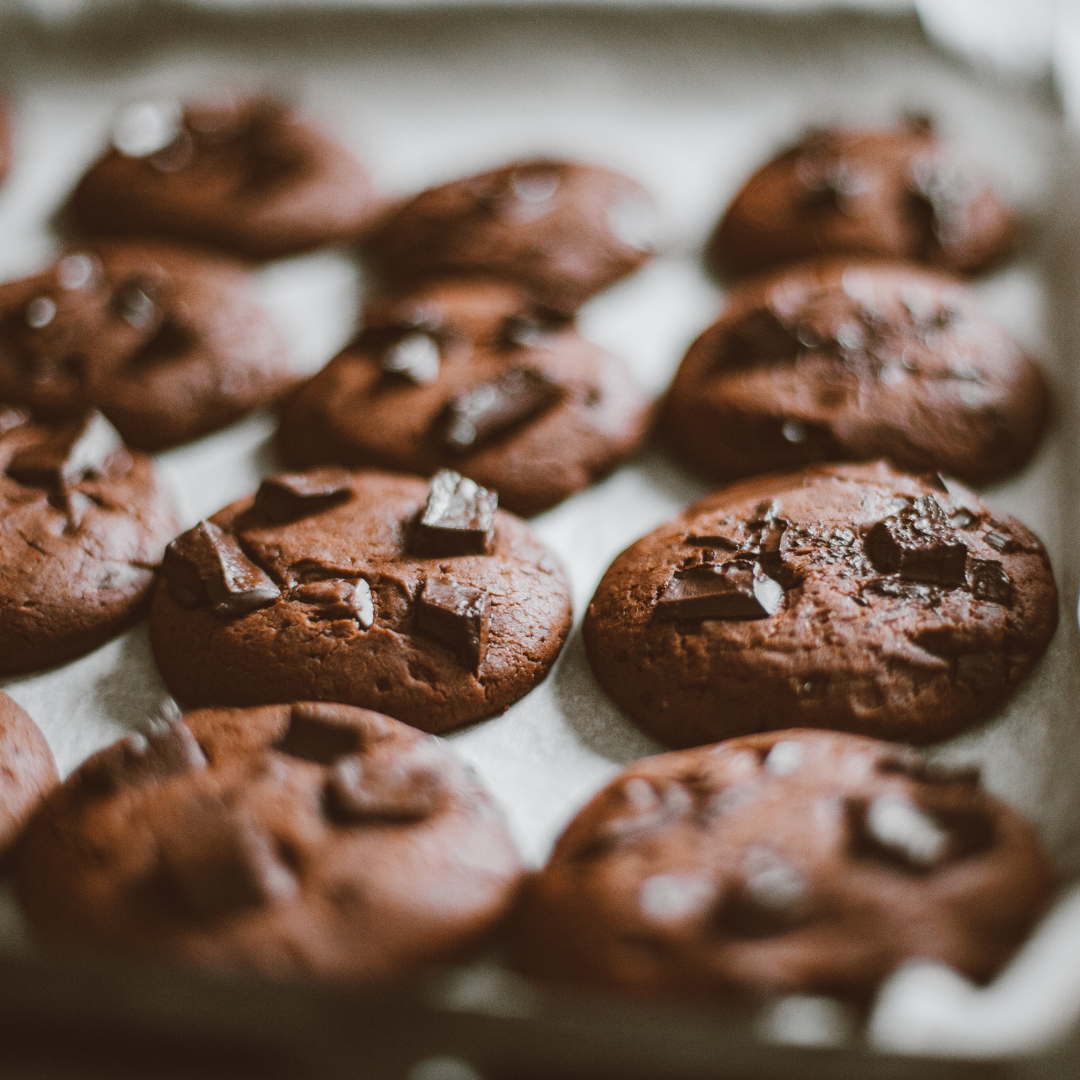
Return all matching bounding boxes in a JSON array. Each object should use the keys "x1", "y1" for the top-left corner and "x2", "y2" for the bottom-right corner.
[
  {"x1": 360, "y1": 158, "x2": 657, "y2": 315},
  {"x1": 583, "y1": 462, "x2": 1056, "y2": 747},
  {"x1": 658, "y1": 260, "x2": 1047, "y2": 485},
  {"x1": 149, "y1": 468, "x2": 572, "y2": 731},
  {"x1": 66, "y1": 95, "x2": 379, "y2": 259},
  {"x1": 513, "y1": 729, "x2": 1054, "y2": 1005},
  {"x1": 708, "y1": 120, "x2": 1016, "y2": 279},
  {"x1": 0, "y1": 242, "x2": 294, "y2": 452},
  {"x1": 15, "y1": 702, "x2": 522, "y2": 979},
  {"x1": 0, "y1": 692, "x2": 57, "y2": 862},
  {"x1": 277, "y1": 279, "x2": 651, "y2": 516},
  {"x1": 0, "y1": 407, "x2": 177, "y2": 674}
]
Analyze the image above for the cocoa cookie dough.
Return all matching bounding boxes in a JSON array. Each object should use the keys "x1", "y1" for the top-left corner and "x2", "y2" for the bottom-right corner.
[
  {"x1": 513, "y1": 730, "x2": 1054, "y2": 1005},
  {"x1": 66, "y1": 95, "x2": 379, "y2": 259},
  {"x1": 361, "y1": 158, "x2": 657, "y2": 314},
  {"x1": 583, "y1": 462, "x2": 1056, "y2": 748},
  {"x1": 659, "y1": 260, "x2": 1047, "y2": 485},
  {"x1": 278, "y1": 279, "x2": 651, "y2": 516},
  {"x1": 0, "y1": 407, "x2": 177, "y2": 674},
  {"x1": 15, "y1": 702, "x2": 522, "y2": 979},
  {"x1": 0, "y1": 242, "x2": 293, "y2": 451},
  {"x1": 708, "y1": 120, "x2": 1016, "y2": 279},
  {"x1": 0, "y1": 692, "x2": 58, "y2": 863},
  {"x1": 149, "y1": 468, "x2": 572, "y2": 731}
]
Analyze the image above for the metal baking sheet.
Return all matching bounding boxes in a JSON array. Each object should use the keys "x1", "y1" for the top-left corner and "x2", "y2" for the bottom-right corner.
[{"x1": 0, "y1": 3, "x2": 1078, "y2": 1068}]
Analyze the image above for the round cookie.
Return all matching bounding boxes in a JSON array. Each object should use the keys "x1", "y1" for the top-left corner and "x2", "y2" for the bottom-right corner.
[
  {"x1": 583, "y1": 461, "x2": 1057, "y2": 748},
  {"x1": 66, "y1": 95, "x2": 379, "y2": 259},
  {"x1": 361, "y1": 158, "x2": 657, "y2": 314},
  {"x1": 277, "y1": 279, "x2": 652, "y2": 516},
  {"x1": 708, "y1": 120, "x2": 1016, "y2": 279},
  {"x1": 658, "y1": 260, "x2": 1047, "y2": 486},
  {"x1": 0, "y1": 692, "x2": 58, "y2": 863},
  {"x1": 513, "y1": 729, "x2": 1054, "y2": 1005},
  {"x1": 149, "y1": 467, "x2": 572, "y2": 732},
  {"x1": 0, "y1": 241, "x2": 294, "y2": 451},
  {"x1": 15, "y1": 702, "x2": 523, "y2": 979},
  {"x1": 0, "y1": 407, "x2": 178, "y2": 675}
]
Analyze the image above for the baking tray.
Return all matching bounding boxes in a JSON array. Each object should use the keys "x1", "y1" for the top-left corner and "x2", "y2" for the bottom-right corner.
[{"x1": 0, "y1": 3, "x2": 1079, "y2": 1076}]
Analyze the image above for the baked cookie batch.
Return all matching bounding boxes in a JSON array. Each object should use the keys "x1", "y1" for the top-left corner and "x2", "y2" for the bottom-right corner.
[{"x1": 0, "y1": 101, "x2": 1063, "y2": 1017}]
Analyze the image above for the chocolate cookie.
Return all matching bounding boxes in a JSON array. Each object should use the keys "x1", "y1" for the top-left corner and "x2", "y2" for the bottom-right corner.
[
  {"x1": 149, "y1": 468, "x2": 572, "y2": 732},
  {"x1": 0, "y1": 693, "x2": 57, "y2": 863},
  {"x1": 659, "y1": 260, "x2": 1047, "y2": 485},
  {"x1": 0, "y1": 242, "x2": 294, "y2": 452},
  {"x1": 15, "y1": 702, "x2": 522, "y2": 979},
  {"x1": 708, "y1": 120, "x2": 1016, "y2": 279},
  {"x1": 66, "y1": 95, "x2": 379, "y2": 259},
  {"x1": 513, "y1": 729, "x2": 1054, "y2": 1005},
  {"x1": 0, "y1": 102, "x2": 12, "y2": 187},
  {"x1": 277, "y1": 279, "x2": 651, "y2": 516},
  {"x1": 0, "y1": 407, "x2": 177, "y2": 674},
  {"x1": 583, "y1": 462, "x2": 1056, "y2": 748},
  {"x1": 361, "y1": 158, "x2": 657, "y2": 314}
]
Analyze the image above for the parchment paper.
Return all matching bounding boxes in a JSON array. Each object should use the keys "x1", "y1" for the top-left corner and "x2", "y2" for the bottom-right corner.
[{"x1": 0, "y1": 5, "x2": 1077, "y2": 1056}]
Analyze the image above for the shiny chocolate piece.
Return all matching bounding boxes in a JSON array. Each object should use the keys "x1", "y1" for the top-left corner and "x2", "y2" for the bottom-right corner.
[
  {"x1": 382, "y1": 331, "x2": 441, "y2": 385},
  {"x1": 7, "y1": 411, "x2": 126, "y2": 489},
  {"x1": 864, "y1": 496, "x2": 967, "y2": 585},
  {"x1": 655, "y1": 560, "x2": 784, "y2": 622},
  {"x1": 969, "y1": 559, "x2": 1012, "y2": 607},
  {"x1": 324, "y1": 753, "x2": 444, "y2": 824},
  {"x1": 438, "y1": 366, "x2": 563, "y2": 452},
  {"x1": 77, "y1": 720, "x2": 207, "y2": 799},
  {"x1": 410, "y1": 469, "x2": 497, "y2": 557},
  {"x1": 253, "y1": 469, "x2": 352, "y2": 524},
  {"x1": 291, "y1": 578, "x2": 373, "y2": 629},
  {"x1": 414, "y1": 576, "x2": 489, "y2": 670},
  {"x1": 161, "y1": 520, "x2": 281, "y2": 615},
  {"x1": 275, "y1": 702, "x2": 367, "y2": 764}
]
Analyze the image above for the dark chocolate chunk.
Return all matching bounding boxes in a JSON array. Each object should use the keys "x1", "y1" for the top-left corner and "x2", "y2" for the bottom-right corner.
[
  {"x1": 291, "y1": 578, "x2": 373, "y2": 628},
  {"x1": 438, "y1": 366, "x2": 563, "y2": 451},
  {"x1": 410, "y1": 469, "x2": 497, "y2": 557},
  {"x1": 950, "y1": 508, "x2": 979, "y2": 530},
  {"x1": 275, "y1": 702, "x2": 368, "y2": 764},
  {"x1": 113, "y1": 278, "x2": 161, "y2": 331},
  {"x1": 7, "y1": 411, "x2": 126, "y2": 489},
  {"x1": 984, "y1": 529, "x2": 1018, "y2": 554},
  {"x1": 864, "y1": 496, "x2": 967, "y2": 585},
  {"x1": 655, "y1": 560, "x2": 784, "y2": 622},
  {"x1": 253, "y1": 470, "x2": 352, "y2": 524},
  {"x1": 684, "y1": 532, "x2": 741, "y2": 552},
  {"x1": 969, "y1": 559, "x2": 1012, "y2": 607},
  {"x1": 77, "y1": 720, "x2": 207, "y2": 799},
  {"x1": 324, "y1": 753, "x2": 444, "y2": 824},
  {"x1": 160, "y1": 805, "x2": 297, "y2": 916},
  {"x1": 861, "y1": 577, "x2": 937, "y2": 603},
  {"x1": 381, "y1": 331, "x2": 441, "y2": 384},
  {"x1": 161, "y1": 520, "x2": 281, "y2": 615},
  {"x1": 414, "y1": 576, "x2": 489, "y2": 670}
]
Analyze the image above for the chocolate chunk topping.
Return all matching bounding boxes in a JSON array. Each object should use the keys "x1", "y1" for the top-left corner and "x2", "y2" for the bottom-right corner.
[
  {"x1": 655, "y1": 560, "x2": 784, "y2": 622},
  {"x1": 275, "y1": 702, "x2": 368, "y2": 764},
  {"x1": 254, "y1": 470, "x2": 352, "y2": 524},
  {"x1": 161, "y1": 520, "x2": 281, "y2": 614},
  {"x1": 78, "y1": 720, "x2": 207, "y2": 798},
  {"x1": 861, "y1": 578, "x2": 937, "y2": 603},
  {"x1": 984, "y1": 529, "x2": 1018, "y2": 553},
  {"x1": 864, "y1": 496, "x2": 967, "y2": 585},
  {"x1": 7, "y1": 411, "x2": 127, "y2": 489},
  {"x1": 291, "y1": 578, "x2": 373, "y2": 628},
  {"x1": 414, "y1": 576, "x2": 489, "y2": 670},
  {"x1": 438, "y1": 366, "x2": 563, "y2": 451},
  {"x1": 382, "y1": 331, "x2": 441, "y2": 384},
  {"x1": 324, "y1": 753, "x2": 444, "y2": 824},
  {"x1": 113, "y1": 279, "x2": 160, "y2": 331},
  {"x1": 969, "y1": 559, "x2": 1012, "y2": 607},
  {"x1": 160, "y1": 806, "x2": 297, "y2": 916},
  {"x1": 410, "y1": 469, "x2": 497, "y2": 557}
]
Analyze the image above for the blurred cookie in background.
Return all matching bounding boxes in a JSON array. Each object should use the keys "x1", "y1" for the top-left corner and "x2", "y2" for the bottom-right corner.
[
  {"x1": 658, "y1": 259, "x2": 1047, "y2": 486},
  {"x1": 0, "y1": 241, "x2": 294, "y2": 451},
  {"x1": 0, "y1": 692, "x2": 57, "y2": 864},
  {"x1": 16, "y1": 702, "x2": 523, "y2": 980},
  {"x1": 361, "y1": 158, "x2": 658, "y2": 315},
  {"x1": 66, "y1": 95, "x2": 380, "y2": 259},
  {"x1": 278, "y1": 279, "x2": 651, "y2": 516},
  {"x1": 513, "y1": 730, "x2": 1054, "y2": 1006},
  {"x1": 0, "y1": 408, "x2": 177, "y2": 675},
  {"x1": 708, "y1": 119, "x2": 1016, "y2": 279}
]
